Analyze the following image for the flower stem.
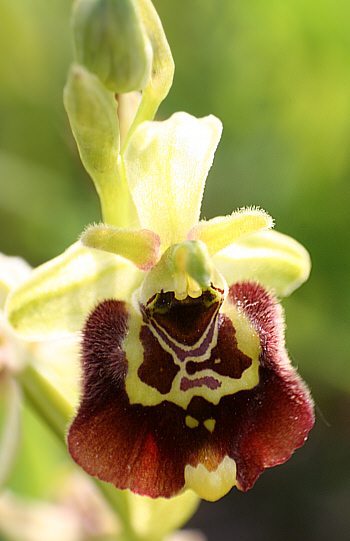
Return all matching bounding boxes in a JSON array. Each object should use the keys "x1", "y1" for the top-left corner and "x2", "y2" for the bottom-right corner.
[
  {"x1": 17, "y1": 360, "x2": 140, "y2": 541},
  {"x1": 17, "y1": 362, "x2": 72, "y2": 440},
  {"x1": 98, "y1": 160, "x2": 139, "y2": 229}
]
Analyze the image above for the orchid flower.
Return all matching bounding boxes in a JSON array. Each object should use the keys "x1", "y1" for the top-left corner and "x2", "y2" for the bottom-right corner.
[
  {"x1": 4, "y1": 0, "x2": 314, "y2": 508},
  {"x1": 6, "y1": 110, "x2": 314, "y2": 502}
]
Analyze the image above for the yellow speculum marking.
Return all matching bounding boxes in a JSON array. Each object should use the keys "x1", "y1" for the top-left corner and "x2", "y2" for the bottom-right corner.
[
  {"x1": 203, "y1": 419, "x2": 216, "y2": 433},
  {"x1": 185, "y1": 416, "x2": 199, "y2": 429},
  {"x1": 124, "y1": 300, "x2": 261, "y2": 410},
  {"x1": 185, "y1": 417, "x2": 216, "y2": 432}
]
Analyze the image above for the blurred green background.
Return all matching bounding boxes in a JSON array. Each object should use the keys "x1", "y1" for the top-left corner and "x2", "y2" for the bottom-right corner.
[{"x1": 0, "y1": 0, "x2": 350, "y2": 539}]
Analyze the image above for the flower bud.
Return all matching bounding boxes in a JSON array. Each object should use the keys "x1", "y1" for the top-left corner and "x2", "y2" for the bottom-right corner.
[
  {"x1": 72, "y1": 0, "x2": 153, "y2": 93},
  {"x1": 64, "y1": 64, "x2": 120, "y2": 177}
]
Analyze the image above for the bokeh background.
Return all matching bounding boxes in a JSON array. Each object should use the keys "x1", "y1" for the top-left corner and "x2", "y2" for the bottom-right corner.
[{"x1": 1, "y1": 0, "x2": 350, "y2": 539}]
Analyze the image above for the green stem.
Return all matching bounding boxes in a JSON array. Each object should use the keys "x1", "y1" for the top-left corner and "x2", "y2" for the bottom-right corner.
[
  {"x1": 17, "y1": 362, "x2": 72, "y2": 440},
  {"x1": 121, "y1": 89, "x2": 159, "y2": 154},
  {"x1": 17, "y1": 360, "x2": 139, "y2": 541},
  {"x1": 97, "y1": 160, "x2": 139, "y2": 228}
]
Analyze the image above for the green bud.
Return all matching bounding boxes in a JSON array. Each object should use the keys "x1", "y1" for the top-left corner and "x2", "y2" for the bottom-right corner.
[
  {"x1": 64, "y1": 64, "x2": 139, "y2": 227},
  {"x1": 63, "y1": 64, "x2": 120, "y2": 178},
  {"x1": 72, "y1": 0, "x2": 153, "y2": 93}
]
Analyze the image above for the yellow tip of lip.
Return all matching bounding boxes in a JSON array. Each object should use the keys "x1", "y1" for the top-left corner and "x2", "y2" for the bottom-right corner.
[{"x1": 184, "y1": 455, "x2": 237, "y2": 501}]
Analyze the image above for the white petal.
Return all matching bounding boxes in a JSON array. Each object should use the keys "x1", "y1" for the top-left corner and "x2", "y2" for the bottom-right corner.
[{"x1": 124, "y1": 112, "x2": 222, "y2": 249}]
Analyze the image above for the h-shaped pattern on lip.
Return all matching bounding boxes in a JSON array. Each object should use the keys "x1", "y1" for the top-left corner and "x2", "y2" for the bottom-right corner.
[{"x1": 125, "y1": 285, "x2": 261, "y2": 411}]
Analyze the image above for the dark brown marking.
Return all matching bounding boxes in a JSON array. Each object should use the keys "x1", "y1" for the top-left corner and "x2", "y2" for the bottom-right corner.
[
  {"x1": 186, "y1": 313, "x2": 252, "y2": 378},
  {"x1": 138, "y1": 325, "x2": 180, "y2": 394},
  {"x1": 146, "y1": 290, "x2": 220, "y2": 346}
]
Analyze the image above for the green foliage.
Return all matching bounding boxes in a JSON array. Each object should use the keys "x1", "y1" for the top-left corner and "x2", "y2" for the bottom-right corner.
[{"x1": 0, "y1": 1, "x2": 350, "y2": 537}]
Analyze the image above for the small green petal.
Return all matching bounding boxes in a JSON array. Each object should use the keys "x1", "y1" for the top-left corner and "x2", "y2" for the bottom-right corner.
[
  {"x1": 124, "y1": 112, "x2": 223, "y2": 249},
  {"x1": 5, "y1": 242, "x2": 144, "y2": 340},
  {"x1": 188, "y1": 207, "x2": 273, "y2": 256},
  {"x1": 81, "y1": 224, "x2": 161, "y2": 270},
  {"x1": 212, "y1": 230, "x2": 311, "y2": 296}
]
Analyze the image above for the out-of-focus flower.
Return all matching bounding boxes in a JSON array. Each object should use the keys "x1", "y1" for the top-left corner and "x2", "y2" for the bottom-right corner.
[
  {"x1": 6, "y1": 112, "x2": 314, "y2": 502},
  {"x1": 0, "y1": 470, "x2": 120, "y2": 541},
  {"x1": 0, "y1": 255, "x2": 31, "y2": 487},
  {"x1": 0, "y1": 253, "x2": 81, "y2": 492},
  {"x1": 165, "y1": 530, "x2": 207, "y2": 541}
]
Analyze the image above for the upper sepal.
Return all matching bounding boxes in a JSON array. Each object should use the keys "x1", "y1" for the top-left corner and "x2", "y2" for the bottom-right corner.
[{"x1": 124, "y1": 112, "x2": 223, "y2": 249}]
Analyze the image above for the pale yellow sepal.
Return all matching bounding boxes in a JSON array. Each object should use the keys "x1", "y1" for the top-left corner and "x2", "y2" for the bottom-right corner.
[
  {"x1": 213, "y1": 229, "x2": 311, "y2": 296},
  {"x1": 81, "y1": 224, "x2": 161, "y2": 270},
  {"x1": 188, "y1": 207, "x2": 273, "y2": 256},
  {"x1": 127, "y1": 490, "x2": 199, "y2": 541},
  {"x1": 124, "y1": 112, "x2": 223, "y2": 249},
  {"x1": 5, "y1": 243, "x2": 144, "y2": 340}
]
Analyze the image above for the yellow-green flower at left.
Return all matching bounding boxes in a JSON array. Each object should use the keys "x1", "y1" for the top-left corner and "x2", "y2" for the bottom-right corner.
[
  {"x1": 0, "y1": 254, "x2": 30, "y2": 488},
  {"x1": 0, "y1": 254, "x2": 80, "y2": 478},
  {"x1": 6, "y1": 112, "x2": 313, "y2": 502}
]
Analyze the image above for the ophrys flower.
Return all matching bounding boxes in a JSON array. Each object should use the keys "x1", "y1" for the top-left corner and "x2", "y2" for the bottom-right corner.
[{"x1": 6, "y1": 112, "x2": 314, "y2": 501}]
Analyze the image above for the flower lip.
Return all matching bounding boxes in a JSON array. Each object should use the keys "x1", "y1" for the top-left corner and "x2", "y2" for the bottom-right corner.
[{"x1": 68, "y1": 281, "x2": 314, "y2": 501}]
